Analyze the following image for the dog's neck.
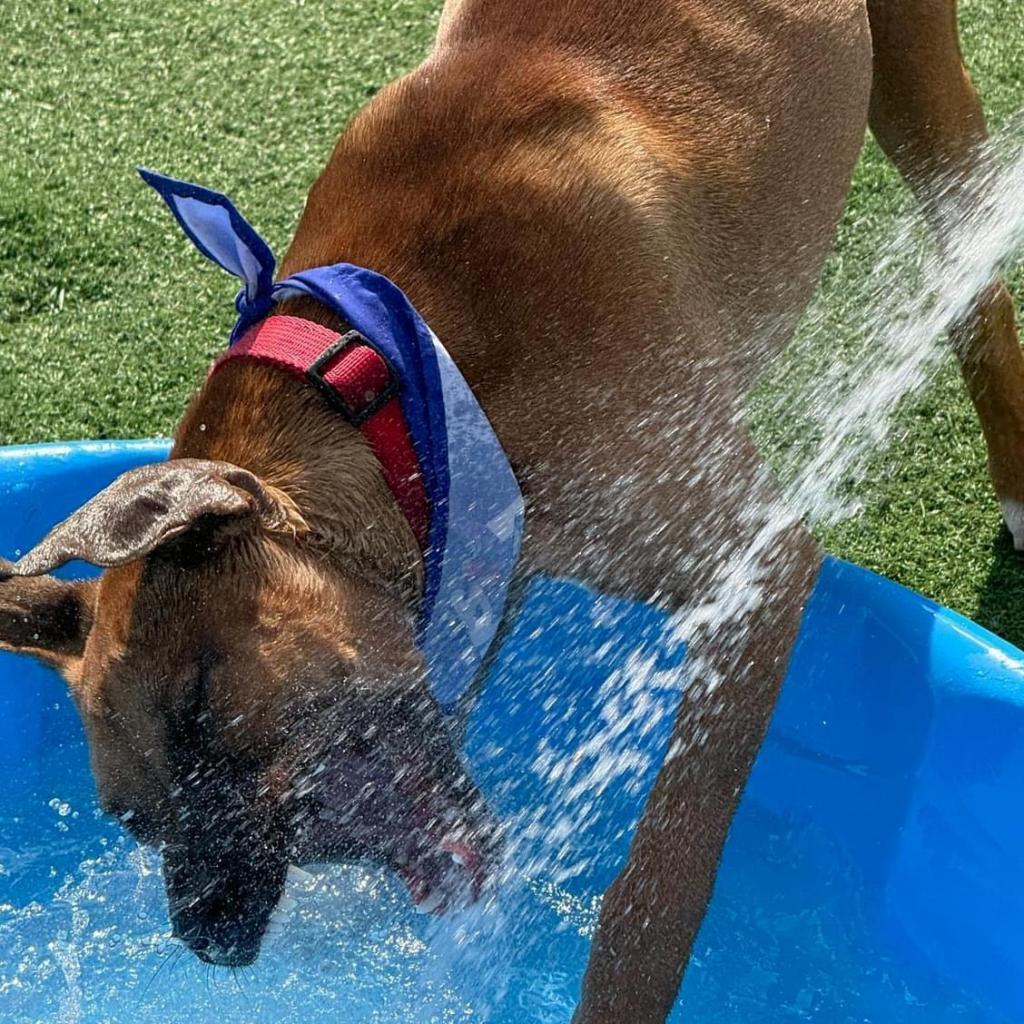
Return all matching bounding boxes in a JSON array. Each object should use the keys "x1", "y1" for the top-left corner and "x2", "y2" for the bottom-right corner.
[
  {"x1": 174, "y1": 40, "x2": 668, "y2": 613},
  {"x1": 173, "y1": 358, "x2": 425, "y2": 611},
  {"x1": 275, "y1": 42, "x2": 689, "y2": 389}
]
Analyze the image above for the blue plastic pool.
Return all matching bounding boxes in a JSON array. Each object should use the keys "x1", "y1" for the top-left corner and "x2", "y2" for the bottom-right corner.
[{"x1": 2, "y1": 440, "x2": 1023, "y2": 1023}]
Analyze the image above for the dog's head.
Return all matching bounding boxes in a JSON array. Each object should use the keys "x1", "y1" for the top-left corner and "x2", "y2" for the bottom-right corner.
[{"x1": 0, "y1": 459, "x2": 497, "y2": 965}]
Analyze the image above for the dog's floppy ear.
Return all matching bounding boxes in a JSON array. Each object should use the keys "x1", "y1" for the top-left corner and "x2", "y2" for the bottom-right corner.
[
  {"x1": 0, "y1": 573, "x2": 95, "y2": 671},
  {"x1": 3, "y1": 459, "x2": 307, "y2": 578}
]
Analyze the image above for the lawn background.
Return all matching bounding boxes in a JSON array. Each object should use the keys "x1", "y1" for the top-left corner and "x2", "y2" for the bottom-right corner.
[{"x1": 3, "y1": 1, "x2": 1024, "y2": 642}]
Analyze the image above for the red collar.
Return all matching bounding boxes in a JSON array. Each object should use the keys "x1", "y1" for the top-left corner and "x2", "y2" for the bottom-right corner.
[{"x1": 210, "y1": 314, "x2": 430, "y2": 549}]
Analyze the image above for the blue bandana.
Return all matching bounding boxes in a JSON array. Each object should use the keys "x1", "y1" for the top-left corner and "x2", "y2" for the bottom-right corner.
[{"x1": 140, "y1": 169, "x2": 524, "y2": 707}]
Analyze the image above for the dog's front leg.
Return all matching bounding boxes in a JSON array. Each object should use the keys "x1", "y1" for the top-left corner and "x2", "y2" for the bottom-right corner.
[{"x1": 572, "y1": 521, "x2": 821, "y2": 1024}]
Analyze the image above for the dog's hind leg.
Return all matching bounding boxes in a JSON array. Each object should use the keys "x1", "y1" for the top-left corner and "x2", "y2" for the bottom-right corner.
[{"x1": 867, "y1": 0, "x2": 1024, "y2": 545}]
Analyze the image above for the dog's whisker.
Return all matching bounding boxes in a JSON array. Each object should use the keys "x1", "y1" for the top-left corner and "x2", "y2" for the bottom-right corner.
[
  {"x1": 138, "y1": 940, "x2": 179, "y2": 1004},
  {"x1": 170, "y1": 944, "x2": 188, "y2": 975}
]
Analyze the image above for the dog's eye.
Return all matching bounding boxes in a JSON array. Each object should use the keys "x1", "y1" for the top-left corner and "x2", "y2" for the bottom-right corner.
[
  {"x1": 174, "y1": 653, "x2": 216, "y2": 739},
  {"x1": 193, "y1": 654, "x2": 215, "y2": 716}
]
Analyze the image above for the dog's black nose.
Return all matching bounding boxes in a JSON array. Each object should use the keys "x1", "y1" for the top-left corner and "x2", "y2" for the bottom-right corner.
[
  {"x1": 192, "y1": 938, "x2": 258, "y2": 967},
  {"x1": 162, "y1": 821, "x2": 289, "y2": 968},
  {"x1": 174, "y1": 919, "x2": 261, "y2": 967}
]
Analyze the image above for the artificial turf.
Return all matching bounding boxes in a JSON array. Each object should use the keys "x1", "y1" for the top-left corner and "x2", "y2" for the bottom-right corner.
[{"x1": 3, "y1": 1, "x2": 1024, "y2": 642}]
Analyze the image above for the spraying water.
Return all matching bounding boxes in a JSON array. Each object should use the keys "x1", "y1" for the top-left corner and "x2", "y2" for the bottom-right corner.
[
  {"x1": 4, "y1": 123, "x2": 1024, "y2": 1023},
  {"x1": 772, "y1": 133, "x2": 1024, "y2": 527},
  {"x1": 672, "y1": 122, "x2": 1024, "y2": 657}
]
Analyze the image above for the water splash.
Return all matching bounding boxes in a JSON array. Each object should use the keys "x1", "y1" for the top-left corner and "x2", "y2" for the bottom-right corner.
[
  {"x1": 667, "y1": 120, "x2": 1024, "y2": 684},
  {"x1": 758, "y1": 119, "x2": 1024, "y2": 526}
]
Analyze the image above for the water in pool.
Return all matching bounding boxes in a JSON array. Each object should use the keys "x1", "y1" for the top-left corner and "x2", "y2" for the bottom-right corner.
[{"x1": 0, "y1": 578, "x2": 1012, "y2": 1024}]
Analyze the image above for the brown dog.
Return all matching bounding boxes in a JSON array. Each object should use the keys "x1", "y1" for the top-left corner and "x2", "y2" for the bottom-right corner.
[{"x1": 1, "y1": 0, "x2": 1020, "y2": 1020}]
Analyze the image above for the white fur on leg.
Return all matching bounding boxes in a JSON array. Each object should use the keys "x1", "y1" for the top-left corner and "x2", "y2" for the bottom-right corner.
[{"x1": 1000, "y1": 498, "x2": 1024, "y2": 551}]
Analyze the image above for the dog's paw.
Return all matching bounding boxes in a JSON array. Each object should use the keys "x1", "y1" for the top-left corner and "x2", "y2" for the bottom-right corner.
[{"x1": 1000, "y1": 498, "x2": 1024, "y2": 551}]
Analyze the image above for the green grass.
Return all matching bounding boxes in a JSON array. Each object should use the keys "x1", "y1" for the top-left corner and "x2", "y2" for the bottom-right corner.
[{"x1": 3, "y1": 1, "x2": 1024, "y2": 642}]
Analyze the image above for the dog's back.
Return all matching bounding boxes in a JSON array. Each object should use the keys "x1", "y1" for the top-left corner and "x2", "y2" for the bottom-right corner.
[
  {"x1": 279, "y1": 0, "x2": 872, "y2": 592},
  {"x1": 286, "y1": 0, "x2": 871, "y2": 413}
]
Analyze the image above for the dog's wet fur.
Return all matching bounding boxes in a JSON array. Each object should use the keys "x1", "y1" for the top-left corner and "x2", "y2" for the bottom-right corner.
[
  {"x1": 0, "y1": 371, "x2": 497, "y2": 966},
  {"x1": 2, "y1": 1, "x2": 1022, "y2": 1019}
]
